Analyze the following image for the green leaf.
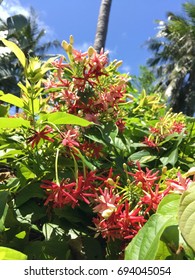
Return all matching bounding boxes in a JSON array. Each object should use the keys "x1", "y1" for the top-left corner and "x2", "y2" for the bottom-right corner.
[
  {"x1": 1, "y1": 38, "x2": 26, "y2": 68},
  {"x1": 0, "y1": 247, "x2": 27, "y2": 260},
  {"x1": 157, "y1": 193, "x2": 181, "y2": 216},
  {"x1": 41, "y1": 112, "x2": 92, "y2": 127},
  {"x1": 0, "y1": 118, "x2": 30, "y2": 128},
  {"x1": 0, "y1": 191, "x2": 9, "y2": 232},
  {"x1": 178, "y1": 184, "x2": 195, "y2": 251},
  {"x1": 15, "y1": 182, "x2": 44, "y2": 207},
  {"x1": 7, "y1": 14, "x2": 28, "y2": 32},
  {"x1": 0, "y1": 94, "x2": 24, "y2": 108},
  {"x1": 155, "y1": 240, "x2": 171, "y2": 260},
  {"x1": 0, "y1": 104, "x2": 9, "y2": 117},
  {"x1": 139, "y1": 155, "x2": 157, "y2": 164},
  {"x1": 42, "y1": 223, "x2": 64, "y2": 241},
  {"x1": 160, "y1": 146, "x2": 178, "y2": 166},
  {"x1": 15, "y1": 230, "x2": 26, "y2": 239},
  {"x1": 128, "y1": 150, "x2": 151, "y2": 161},
  {"x1": 124, "y1": 214, "x2": 177, "y2": 260}
]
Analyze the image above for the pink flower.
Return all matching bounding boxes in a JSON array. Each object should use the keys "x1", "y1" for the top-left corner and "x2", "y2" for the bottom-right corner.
[
  {"x1": 166, "y1": 172, "x2": 192, "y2": 194},
  {"x1": 93, "y1": 188, "x2": 119, "y2": 219},
  {"x1": 61, "y1": 127, "x2": 80, "y2": 148},
  {"x1": 72, "y1": 49, "x2": 87, "y2": 63}
]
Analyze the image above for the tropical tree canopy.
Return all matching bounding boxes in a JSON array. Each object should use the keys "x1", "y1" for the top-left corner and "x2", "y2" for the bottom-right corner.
[
  {"x1": 0, "y1": 8, "x2": 60, "y2": 95},
  {"x1": 147, "y1": 2, "x2": 195, "y2": 116}
]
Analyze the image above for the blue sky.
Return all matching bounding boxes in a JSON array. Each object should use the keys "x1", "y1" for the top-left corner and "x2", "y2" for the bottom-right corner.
[{"x1": 0, "y1": 0, "x2": 187, "y2": 76}]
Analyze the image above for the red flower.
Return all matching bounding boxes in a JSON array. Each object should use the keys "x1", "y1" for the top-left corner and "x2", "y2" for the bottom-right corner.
[
  {"x1": 128, "y1": 161, "x2": 160, "y2": 191},
  {"x1": 80, "y1": 141, "x2": 103, "y2": 159},
  {"x1": 116, "y1": 119, "x2": 126, "y2": 133},
  {"x1": 27, "y1": 126, "x2": 54, "y2": 148},
  {"x1": 40, "y1": 179, "x2": 77, "y2": 208},
  {"x1": 170, "y1": 121, "x2": 186, "y2": 134},
  {"x1": 93, "y1": 201, "x2": 145, "y2": 241},
  {"x1": 142, "y1": 136, "x2": 158, "y2": 148},
  {"x1": 41, "y1": 170, "x2": 103, "y2": 208},
  {"x1": 139, "y1": 184, "x2": 171, "y2": 214}
]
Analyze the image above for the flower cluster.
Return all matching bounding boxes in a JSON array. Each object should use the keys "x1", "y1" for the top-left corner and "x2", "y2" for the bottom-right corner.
[
  {"x1": 44, "y1": 36, "x2": 130, "y2": 126},
  {"x1": 41, "y1": 161, "x2": 181, "y2": 242},
  {"x1": 143, "y1": 109, "x2": 186, "y2": 148}
]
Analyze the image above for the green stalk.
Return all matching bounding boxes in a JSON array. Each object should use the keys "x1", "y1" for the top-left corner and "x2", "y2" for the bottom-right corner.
[{"x1": 55, "y1": 148, "x2": 60, "y2": 185}]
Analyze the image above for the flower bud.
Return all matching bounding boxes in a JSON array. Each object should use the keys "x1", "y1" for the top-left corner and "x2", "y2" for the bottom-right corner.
[
  {"x1": 115, "y1": 60, "x2": 123, "y2": 68},
  {"x1": 123, "y1": 163, "x2": 127, "y2": 171},
  {"x1": 185, "y1": 167, "x2": 195, "y2": 177},
  {"x1": 137, "y1": 182, "x2": 143, "y2": 188},
  {"x1": 67, "y1": 44, "x2": 73, "y2": 54},
  {"x1": 69, "y1": 35, "x2": 74, "y2": 45},
  {"x1": 162, "y1": 166, "x2": 167, "y2": 174},
  {"x1": 88, "y1": 46, "x2": 95, "y2": 57},
  {"x1": 106, "y1": 178, "x2": 115, "y2": 185},
  {"x1": 62, "y1": 40, "x2": 69, "y2": 51}
]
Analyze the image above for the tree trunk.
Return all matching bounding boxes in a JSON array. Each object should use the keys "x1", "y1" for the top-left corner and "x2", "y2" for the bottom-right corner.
[{"x1": 94, "y1": 0, "x2": 112, "y2": 53}]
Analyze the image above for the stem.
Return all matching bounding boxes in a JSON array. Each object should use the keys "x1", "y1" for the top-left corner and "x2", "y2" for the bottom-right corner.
[
  {"x1": 72, "y1": 146, "x2": 86, "y2": 179},
  {"x1": 55, "y1": 148, "x2": 60, "y2": 185},
  {"x1": 71, "y1": 151, "x2": 78, "y2": 188}
]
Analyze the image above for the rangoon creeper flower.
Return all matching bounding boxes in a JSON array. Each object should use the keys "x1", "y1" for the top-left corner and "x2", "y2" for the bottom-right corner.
[
  {"x1": 93, "y1": 188, "x2": 118, "y2": 219},
  {"x1": 27, "y1": 126, "x2": 54, "y2": 148},
  {"x1": 166, "y1": 171, "x2": 195, "y2": 194}
]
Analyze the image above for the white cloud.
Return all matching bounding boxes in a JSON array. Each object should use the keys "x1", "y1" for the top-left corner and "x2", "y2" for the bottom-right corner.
[
  {"x1": 74, "y1": 41, "x2": 92, "y2": 52},
  {"x1": 0, "y1": 46, "x2": 11, "y2": 55},
  {"x1": 0, "y1": 0, "x2": 52, "y2": 39},
  {"x1": 0, "y1": 0, "x2": 30, "y2": 20},
  {"x1": 120, "y1": 64, "x2": 132, "y2": 74}
]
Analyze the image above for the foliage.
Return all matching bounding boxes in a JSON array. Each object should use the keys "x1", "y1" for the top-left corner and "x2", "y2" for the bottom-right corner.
[
  {"x1": 0, "y1": 10, "x2": 60, "y2": 98},
  {"x1": 147, "y1": 2, "x2": 195, "y2": 116},
  {"x1": 0, "y1": 37, "x2": 194, "y2": 260}
]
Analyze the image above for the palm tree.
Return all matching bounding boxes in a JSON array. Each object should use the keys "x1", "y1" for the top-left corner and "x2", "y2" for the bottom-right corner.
[
  {"x1": 0, "y1": 8, "x2": 60, "y2": 97},
  {"x1": 147, "y1": 2, "x2": 195, "y2": 116},
  {"x1": 94, "y1": 0, "x2": 112, "y2": 53}
]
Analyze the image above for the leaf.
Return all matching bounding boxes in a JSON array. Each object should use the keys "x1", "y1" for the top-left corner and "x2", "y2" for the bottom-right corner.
[
  {"x1": 0, "y1": 247, "x2": 27, "y2": 260},
  {"x1": 124, "y1": 214, "x2": 177, "y2": 260},
  {"x1": 0, "y1": 191, "x2": 9, "y2": 232},
  {"x1": 0, "y1": 104, "x2": 9, "y2": 117},
  {"x1": 139, "y1": 155, "x2": 157, "y2": 164},
  {"x1": 157, "y1": 193, "x2": 181, "y2": 216},
  {"x1": 178, "y1": 184, "x2": 195, "y2": 251},
  {"x1": 128, "y1": 150, "x2": 151, "y2": 161},
  {"x1": 15, "y1": 231, "x2": 26, "y2": 239},
  {"x1": 41, "y1": 112, "x2": 92, "y2": 127},
  {"x1": 155, "y1": 240, "x2": 171, "y2": 260},
  {"x1": 7, "y1": 14, "x2": 28, "y2": 32},
  {"x1": 0, "y1": 94, "x2": 24, "y2": 108},
  {"x1": 42, "y1": 223, "x2": 64, "y2": 241},
  {"x1": 102, "y1": 122, "x2": 118, "y2": 143},
  {"x1": 1, "y1": 38, "x2": 26, "y2": 68},
  {"x1": 0, "y1": 118, "x2": 30, "y2": 128},
  {"x1": 15, "y1": 182, "x2": 44, "y2": 207},
  {"x1": 160, "y1": 146, "x2": 178, "y2": 166}
]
